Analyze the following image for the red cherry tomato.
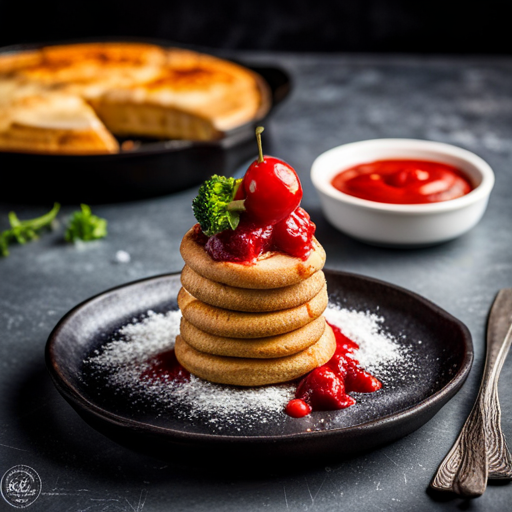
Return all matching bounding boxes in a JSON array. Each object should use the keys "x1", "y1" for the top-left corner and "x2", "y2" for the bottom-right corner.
[
  {"x1": 242, "y1": 156, "x2": 303, "y2": 225},
  {"x1": 233, "y1": 180, "x2": 246, "y2": 201}
]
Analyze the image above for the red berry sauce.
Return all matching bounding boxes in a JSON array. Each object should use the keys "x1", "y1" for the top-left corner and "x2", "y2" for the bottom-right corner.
[
  {"x1": 140, "y1": 322, "x2": 381, "y2": 419},
  {"x1": 272, "y1": 207, "x2": 316, "y2": 258},
  {"x1": 286, "y1": 398, "x2": 312, "y2": 418},
  {"x1": 141, "y1": 350, "x2": 190, "y2": 384},
  {"x1": 285, "y1": 322, "x2": 382, "y2": 418},
  {"x1": 205, "y1": 218, "x2": 273, "y2": 263},
  {"x1": 202, "y1": 207, "x2": 316, "y2": 264}
]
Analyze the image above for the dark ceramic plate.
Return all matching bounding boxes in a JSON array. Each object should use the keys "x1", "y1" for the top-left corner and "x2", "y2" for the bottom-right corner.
[
  {"x1": 0, "y1": 39, "x2": 290, "y2": 204},
  {"x1": 46, "y1": 270, "x2": 472, "y2": 462}
]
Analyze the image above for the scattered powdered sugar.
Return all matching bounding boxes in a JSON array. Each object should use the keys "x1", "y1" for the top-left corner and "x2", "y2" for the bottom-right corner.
[
  {"x1": 88, "y1": 310, "x2": 177, "y2": 369},
  {"x1": 324, "y1": 307, "x2": 405, "y2": 372},
  {"x1": 114, "y1": 250, "x2": 131, "y2": 263},
  {"x1": 171, "y1": 378, "x2": 295, "y2": 427},
  {"x1": 85, "y1": 310, "x2": 295, "y2": 428},
  {"x1": 84, "y1": 304, "x2": 411, "y2": 429}
]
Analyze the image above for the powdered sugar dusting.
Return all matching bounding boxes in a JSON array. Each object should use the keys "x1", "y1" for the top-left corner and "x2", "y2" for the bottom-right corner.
[
  {"x1": 172, "y1": 377, "x2": 295, "y2": 428},
  {"x1": 89, "y1": 310, "x2": 176, "y2": 369},
  {"x1": 84, "y1": 304, "x2": 413, "y2": 431},
  {"x1": 324, "y1": 307, "x2": 404, "y2": 372}
]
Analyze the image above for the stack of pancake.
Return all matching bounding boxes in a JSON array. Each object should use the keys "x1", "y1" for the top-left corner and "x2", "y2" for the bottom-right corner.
[{"x1": 175, "y1": 227, "x2": 336, "y2": 386}]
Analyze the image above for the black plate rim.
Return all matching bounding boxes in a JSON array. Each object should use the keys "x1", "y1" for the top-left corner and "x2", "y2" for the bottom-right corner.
[
  {"x1": 45, "y1": 269, "x2": 473, "y2": 446},
  {"x1": 0, "y1": 36, "x2": 290, "y2": 159}
]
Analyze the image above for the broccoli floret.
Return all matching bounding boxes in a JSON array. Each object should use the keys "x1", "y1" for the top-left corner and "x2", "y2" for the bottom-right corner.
[{"x1": 192, "y1": 175, "x2": 245, "y2": 236}]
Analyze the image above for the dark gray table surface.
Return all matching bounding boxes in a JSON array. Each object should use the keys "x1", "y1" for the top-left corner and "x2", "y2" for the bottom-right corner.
[{"x1": 1, "y1": 52, "x2": 512, "y2": 511}]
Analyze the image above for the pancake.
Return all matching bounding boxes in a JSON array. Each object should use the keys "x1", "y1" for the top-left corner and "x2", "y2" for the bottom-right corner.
[
  {"x1": 174, "y1": 323, "x2": 336, "y2": 386},
  {"x1": 180, "y1": 226, "x2": 326, "y2": 289},
  {"x1": 181, "y1": 265, "x2": 326, "y2": 312},
  {"x1": 178, "y1": 284, "x2": 328, "y2": 338},
  {"x1": 179, "y1": 315, "x2": 326, "y2": 358}
]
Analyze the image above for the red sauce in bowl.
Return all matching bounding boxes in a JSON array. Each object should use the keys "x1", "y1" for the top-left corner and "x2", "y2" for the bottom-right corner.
[{"x1": 331, "y1": 159, "x2": 474, "y2": 204}]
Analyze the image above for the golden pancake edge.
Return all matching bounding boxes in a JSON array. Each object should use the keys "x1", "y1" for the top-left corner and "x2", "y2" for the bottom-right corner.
[
  {"x1": 178, "y1": 284, "x2": 328, "y2": 338},
  {"x1": 181, "y1": 264, "x2": 326, "y2": 312},
  {"x1": 180, "y1": 227, "x2": 326, "y2": 289},
  {"x1": 179, "y1": 315, "x2": 326, "y2": 358},
  {"x1": 175, "y1": 323, "x2": 336, "y2": 386}
]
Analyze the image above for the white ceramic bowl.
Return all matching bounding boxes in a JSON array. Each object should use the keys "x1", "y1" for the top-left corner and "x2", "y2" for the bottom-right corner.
[{"x1": 311, "y1": 138, "x2": 495, "y2": 247}]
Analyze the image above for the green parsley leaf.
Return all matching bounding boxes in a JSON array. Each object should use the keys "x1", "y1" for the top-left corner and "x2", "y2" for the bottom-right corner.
[
  {"x1": 0, "y1": 203, "x2": 60, "y2": 257},
  {"x1": 65, "y1": 204, "x2": 107, "y2": 243}
]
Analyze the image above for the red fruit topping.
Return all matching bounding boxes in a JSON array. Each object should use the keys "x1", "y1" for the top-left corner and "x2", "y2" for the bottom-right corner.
[
  {"x1": 205, "y1": 218, "x2": 273, "y2": 263},
  {"x1": 202, "y1": 206, "x2": 316, "y2": 264},
  {"x1": 326, "y1": 353, "x2": 350, "y2": 380},
  {"x1": 243, "y1": 156, "x2": 303, "y2": 225},
  {"x1": 272, "y1": 207, "x2": 316, "y2": 259},
  {"x1": 192, "y1": 223, "x2": 209, "y2": 245}
]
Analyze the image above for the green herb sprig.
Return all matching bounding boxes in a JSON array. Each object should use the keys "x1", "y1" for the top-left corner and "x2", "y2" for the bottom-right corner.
[
  {"x1": 65, "y1": 204, "x2": 108, "y2": 243},
  {"x1": 0, "y1": 203, "x2": 60, "y2": 257}
]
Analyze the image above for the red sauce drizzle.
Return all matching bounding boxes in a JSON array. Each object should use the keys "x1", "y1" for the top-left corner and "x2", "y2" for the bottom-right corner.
[
  {"x1": 141, "y1": 350, "x2": 190, "y2": 384},
  {"x1": 331, "y1": 159, "x2": 473, "y2": 204},
  {"x1": 140, "y1": 322, "x2": 381, "y2": 419},
  {"x1": 285, "y1": 322, "x2": 382, "y2": 418}
]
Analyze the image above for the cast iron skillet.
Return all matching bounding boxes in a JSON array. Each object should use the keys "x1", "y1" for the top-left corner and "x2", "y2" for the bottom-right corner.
[
  {"x1": 45, "y1": 269, "x2": 473, "y2": 464},
  {"x1": 0, "y1": 38, "x2": 291, "y2": 204}
]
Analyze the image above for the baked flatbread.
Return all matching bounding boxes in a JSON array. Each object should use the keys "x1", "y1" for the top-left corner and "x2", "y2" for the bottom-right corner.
[
  {"x1": 89, "y1": 48, "x2": 267, "y2": 140},
  {"x1": 0, "y1": 93, "x2": 118, "y2": 154},
  {"x1": 0, "y1": 42, "x2": 269, "y2": 153},
  {"x1": 12, "y1": 43, "x2": 167, "y2": 94}
]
